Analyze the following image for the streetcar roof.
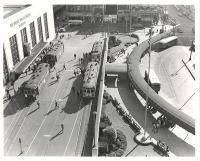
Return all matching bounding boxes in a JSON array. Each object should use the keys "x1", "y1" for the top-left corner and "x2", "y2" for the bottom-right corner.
[
  {"x1": 23, "y1": 63, "x2": 49, "y2": 89},
  {"x1": 83, "y1": 62, "x2": 99, "y2": 88},
  {"x1": 46, "y1": 42, "x2": 63, "y2": 56},
  {"x1": 159, "y1": 36, "x2": 178, "y2": 44}
]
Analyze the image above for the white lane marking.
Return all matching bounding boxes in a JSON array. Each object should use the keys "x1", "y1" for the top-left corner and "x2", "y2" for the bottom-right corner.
[
  {"x1": 74, "y1": 104, "x2": 87, "y2": 156},
  {"x1": 4, "y1": 99, "x2": 24, "y2": 144},
  {"x1": 63, "y1": 100, "x2": 83, "y2": 155},
  {"x1": 25, "y1": 76, "x2": 66, "y2": 155}
]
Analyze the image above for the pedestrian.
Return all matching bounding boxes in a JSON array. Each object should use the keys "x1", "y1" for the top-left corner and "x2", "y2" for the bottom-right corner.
[
  {"x1": 56, "y1": 73, "x2": 60, "y2": 81},
  {"x1": 53, "y1": 66, "x2": 56, "y2": 71},
  {"x1": 63, "y1": 63, "x2": 66, "y2": 70},
  {"x1": 19, "y1": 137, "x2": 23, "y2": 154},
  {"x1": 77, "y1": 90, "x2": 80, "y2": 97},
  {"x1": 37, "y1": 100, "x2": 40, "y2": 109},
  {"x1": 55, "y1": 100, "x2": 59, "y2": 109},
  {"x1": 74, "y1": 70, "x2": 76, "y2": 77},
  {"x1": 81, "y1": 69, "x2": 84, "y2": 77},
  {"x1": 61, "y1": 124, "x2": 64, "y2": 132},
  {"x1": 152, "y1": 122, "x2": 157, "y2": 133},
  {"x1": 7, "y1": 92, "x2": 11, "y2": 100},
  {"x1": 74, "y1": 54, "x2": 77, "y2": 60},
  {"x1": 72, "y1": 86, "x2": 75, "y2": 92},
  {"x1": 6, "y1": 88, "x2": 9, "y2": 97},
  {"x1": 48, "y1": 66, "x2": 51, "y2": 73}
]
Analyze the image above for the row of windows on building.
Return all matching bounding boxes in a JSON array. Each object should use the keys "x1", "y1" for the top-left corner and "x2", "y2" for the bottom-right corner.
[{"x1": 9, "y1": 12, "x2": 49, "y2": 66}]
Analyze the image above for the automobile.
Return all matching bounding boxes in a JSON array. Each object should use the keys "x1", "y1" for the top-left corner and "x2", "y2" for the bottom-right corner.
[
  {"x1": 58, "y1": 27, "x2": 66, "y2": 33},
  {"x1": 156, "y1": 140, "x2": 169, "y2": 154},
  {"x1": 177, "y1": 27, "x2": 184, "y2": 33},
  {"x1": 125, "y1": 42, "x2": 134, "y2": 47},
  {"x1": 110, "y1": 30, "x2": 119, "y2": 34},
  {"x1": 178, "y1": 13, "x2": 182, "y2": 17}
]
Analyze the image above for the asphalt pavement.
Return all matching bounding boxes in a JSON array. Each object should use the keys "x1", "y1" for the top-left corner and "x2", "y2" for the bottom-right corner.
[{"x1": 4, "y1": 32, "x2": 103, "y2": 156}]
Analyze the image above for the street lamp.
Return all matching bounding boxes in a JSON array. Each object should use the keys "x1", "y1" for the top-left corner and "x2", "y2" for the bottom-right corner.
[{"x1": 143, "y1": 35, "x2": 152, "y2": 140}]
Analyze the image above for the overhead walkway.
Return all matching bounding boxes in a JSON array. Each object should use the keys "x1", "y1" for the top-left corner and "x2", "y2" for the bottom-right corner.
[
  {"x1": 127, "y1": 29, "x2": 195, "y2": 135},
  {"x1": 105, "y1": 63, "x2": 127, "y2": 74},
  {"x1": 104, "y1": 29, "x2": 195, "y2": 135}
]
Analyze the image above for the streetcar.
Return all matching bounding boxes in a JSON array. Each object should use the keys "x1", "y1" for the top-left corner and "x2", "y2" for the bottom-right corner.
[
  {"x1": 91, "y1": 41, "x2": 103, "y2": 62},
  {"x1": 158, "y1": 36, "x2": 178, "y2": 49},
  {"x1": 144, "y1": 69, "x2": 161, "y2": 94},
  {"x1": 82, "y1": 62, "x2": 99, "y2": 98},
  {"x1": 20, "y1": 63, "x2": 50, "y2": 99},
  {"x1": 44, "y1": 41, "x2": 64, "y2": 67}
]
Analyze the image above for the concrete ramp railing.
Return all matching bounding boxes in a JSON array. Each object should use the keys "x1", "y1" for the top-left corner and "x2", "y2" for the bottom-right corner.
[
  {"x1": 92, "y1": 33, "x2": 109, "y2": 156},
  {"x1": 128, "y1": 29, "x2": 195, "y2": 135}
]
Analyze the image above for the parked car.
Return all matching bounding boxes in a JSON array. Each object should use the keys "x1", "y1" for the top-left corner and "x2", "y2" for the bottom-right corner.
[{"x1": 177, "y1": 27, "x2": 184, "y2": 33}]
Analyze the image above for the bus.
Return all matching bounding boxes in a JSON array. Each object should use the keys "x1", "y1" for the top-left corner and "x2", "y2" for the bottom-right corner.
[
  {"x1": 144, "y1": 69, "x2": 161, "y2": 94},
  {"x1": 68, "y1": 20, "x2": 83, "y2": 26},
  {"x1": 158, "y1": 36, "x2": 178, "y2": 49},
  {"x1": 20, "y1": 63, "x2": 50, "y2": 99}
]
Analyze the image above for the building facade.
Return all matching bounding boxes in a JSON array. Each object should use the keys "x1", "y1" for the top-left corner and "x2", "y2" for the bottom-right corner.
[
  {"x1": 63, "y1": 5, "x2": 104, "y2": 23},
  {"x1": 3, "y1": 5, "x2": 55, "y2": 85},
  {"x1": 117, "y1": 5, "x2": 160, "y2": 26}
]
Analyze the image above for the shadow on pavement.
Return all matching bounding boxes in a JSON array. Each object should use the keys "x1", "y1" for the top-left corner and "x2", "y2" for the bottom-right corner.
[
  {"x1": 61, "y1": 75, "x2": 84, "y2": 114},
  {"x1": 49, "y1": 129, "x2": 63, "y2": 141},
  {"x1": 4, "y1": 93, "x2": 26, "y2": 117},
  {"x1": 27, "y1": 107, "x2": 39, "y2": 116}
]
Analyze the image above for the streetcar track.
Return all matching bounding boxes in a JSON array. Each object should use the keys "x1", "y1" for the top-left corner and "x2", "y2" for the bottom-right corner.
[
  {"x1": 25, "y1": 72, "x2": 67, "y2": 155},
  {"x1": 5, "y1": 103, "x2": 33, "y2": 155},
  {"x1": 42, "y1": 79, "x2": 72, "y2": 155},
  {"x1": 63, "y1": 99, "x2": 83, "y2": 155},
  {"x1": 4, "y1": 99, "x2": 24, "y2": 143}
]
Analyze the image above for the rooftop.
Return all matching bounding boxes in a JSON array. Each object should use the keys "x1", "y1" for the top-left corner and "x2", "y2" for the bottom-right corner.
[{"x1": 3, "y1": 5, "x2": 31, "y2": 19}]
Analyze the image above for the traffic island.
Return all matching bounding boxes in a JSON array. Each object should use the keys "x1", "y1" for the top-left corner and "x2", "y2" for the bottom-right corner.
[{"x1": 134, "y1": 131, "x2": 152, "y2": 146}]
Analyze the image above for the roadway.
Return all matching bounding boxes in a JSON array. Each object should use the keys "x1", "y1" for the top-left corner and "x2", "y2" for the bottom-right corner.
[
  {"x1": 104, "y1": 30, "x2": 195, "y2": 156},
  {"x1": 4, "y1": 32, "x2": 103, "y2": 156},
  {"x1": 140, "y1": 46, "x2": 195, "y2": 115},
  {"x1": 167, "y1": 5, "x2": 195, "y2": 46},
  {"x1": 106, "y1": 74, "x2": 195, "y2": 156}
]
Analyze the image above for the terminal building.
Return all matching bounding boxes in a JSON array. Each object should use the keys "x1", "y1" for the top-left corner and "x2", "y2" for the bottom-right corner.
[{"x1": 3, "y1": 5, "x2": 55, "y2": 86}]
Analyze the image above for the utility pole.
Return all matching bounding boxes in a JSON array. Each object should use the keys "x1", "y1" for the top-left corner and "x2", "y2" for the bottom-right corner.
[{"x1": 129, "y1": 5, "x2": 132, "y2": 42}]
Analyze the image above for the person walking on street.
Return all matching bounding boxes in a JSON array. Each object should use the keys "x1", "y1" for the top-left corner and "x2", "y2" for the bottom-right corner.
[
  {"x1": 37, "y1": 100, "x2": 40, "y2": 109},
  {"x1": 56, "y1": 73, "x2": 60, "y2": 81},
  {"x1": 63, "y1": 63, "x2": 66, "y2": 70},
  {"x1": 48, "y1": 66, "x2": 51, "y2": 73},
  {"x1": 72, "y1": 86, "x2": 75, "y2": 92},
  {"x1": 77, "y1": 90, "x2": 80, "y2": 97},
  {"x1": 61, "y1": 124, "x2": 64, "y2": 132},
  {"x1": 18, "y1": 138, "x2": 23, "y2": 155},
  {"x1": 55, "y1": 100, "x2": 59, "y2": 109},
  {"x1": 74, "y1": 54, "x2": 77, "y2": 60},
  {"x1": 74, "y1": 70, "x2": 76, "y2": 77}
]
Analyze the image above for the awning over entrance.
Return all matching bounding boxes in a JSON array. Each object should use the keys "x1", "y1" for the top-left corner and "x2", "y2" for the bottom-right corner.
[{"x1": 12, "y1": 41, "x2": 48, "y2": 74}]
